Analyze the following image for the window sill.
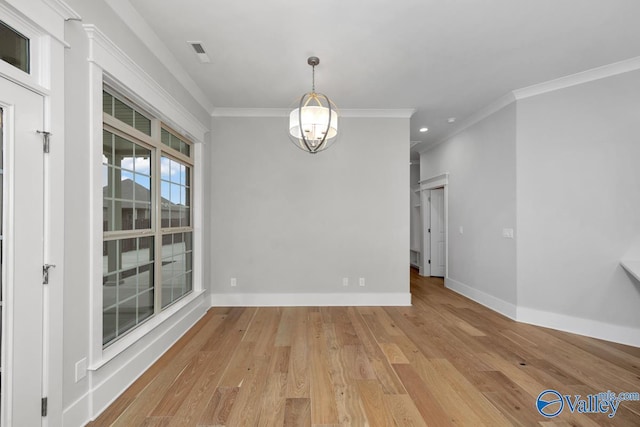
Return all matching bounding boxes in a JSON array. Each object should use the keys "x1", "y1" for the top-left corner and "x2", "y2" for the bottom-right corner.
[{"x1": 88, "y1": 289, "x2": 206, "y2": 371}]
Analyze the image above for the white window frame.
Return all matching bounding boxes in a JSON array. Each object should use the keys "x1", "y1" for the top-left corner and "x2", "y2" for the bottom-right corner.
[
  {"x1": 0, "y1": 3, "x2": 47, "y2": 91},
  {"x1": 84, "y1": 25, "x2": 208, "y2": 369}
]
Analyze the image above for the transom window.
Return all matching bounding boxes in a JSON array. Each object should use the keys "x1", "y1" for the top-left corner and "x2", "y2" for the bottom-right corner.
[
  {"x1": 102, "y1": 87, "x2": 194, "y2": 346},
  {"x1": 0, "y1": 20, "x2": 29, "y2": 74}
]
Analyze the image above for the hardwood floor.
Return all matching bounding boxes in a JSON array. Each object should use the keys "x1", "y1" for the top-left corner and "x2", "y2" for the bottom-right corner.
[{"x1": 89, "y1": 269, "x2": 640, "y2": 426}]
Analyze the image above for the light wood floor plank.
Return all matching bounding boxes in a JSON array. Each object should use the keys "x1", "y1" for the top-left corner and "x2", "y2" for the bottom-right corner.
[
  {"x1": 387, "y1": 394, "x2": 428, "y2": 427},
  {"x1": 283, "y1": 398, "x2": 311, "y2": 427},
  {"x1": 196, "y1": 386, "x2": 238, "y2": 426},
  {"x1": 309, "y1": 312, "x2": 339, "y2": 425},
  {"x1": 90, "y1": 271, "x2": 640, "y2": 426}
]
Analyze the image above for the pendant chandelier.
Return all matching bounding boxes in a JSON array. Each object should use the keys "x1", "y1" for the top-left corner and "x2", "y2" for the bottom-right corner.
[{"x1": 289, "y1": 56, "x2": 339, "y2": 154}]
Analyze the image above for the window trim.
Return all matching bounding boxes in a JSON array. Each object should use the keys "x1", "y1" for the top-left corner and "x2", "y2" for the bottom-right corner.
[
  {"x1": 0, "y1": 7, "x2": 44, "y2": 91},
  {"x1": 101, "y1": 87, "x2": 196, "y2": 348},
  {"x1": 85, "y1": 24, "x2": 208, "y2": 370}
]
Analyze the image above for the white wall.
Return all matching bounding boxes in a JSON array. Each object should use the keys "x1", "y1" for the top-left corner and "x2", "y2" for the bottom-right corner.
[
  {"x1": 516, "y1": 69, "x2": 640, "y2": 340},
  {"x1": 419, "y1": 67, "x2": 640, "y2": 346},
  {"x1": 210, "y1": 116, "x2": 410, "y2": 304},
  {"x1": 420, "y1": 103, "x2": 518, "y2": 311}
]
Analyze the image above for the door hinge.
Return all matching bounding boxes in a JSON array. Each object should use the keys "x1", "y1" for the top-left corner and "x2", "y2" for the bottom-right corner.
[
  {"x1": 43, "y1": 264, "x2": 56, "y2": 284},
  {"x1": 428, "y1": 260, "x2": 431, "y2": 264},
  {"x1": 41, "y1": 397, "x2": 48, "y2": 417},
  {"x1": 428, "y1": 228, "x2": 431, "y2": 233},
  {"x1": 37, "y1": 130, "x2": 51, "y2": 153}
]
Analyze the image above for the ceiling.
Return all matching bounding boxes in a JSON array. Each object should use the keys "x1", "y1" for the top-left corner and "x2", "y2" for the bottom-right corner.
[{"x1": 121, "y1": 0, "x2": 640, "y2": 156}]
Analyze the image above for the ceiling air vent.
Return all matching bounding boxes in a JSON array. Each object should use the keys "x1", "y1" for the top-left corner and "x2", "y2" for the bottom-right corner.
[{"x1": 187, "y1": 41, "x2": 211, "y2": 63}]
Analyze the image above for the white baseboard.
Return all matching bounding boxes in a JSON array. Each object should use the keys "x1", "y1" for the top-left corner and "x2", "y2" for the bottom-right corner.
[
  {"x1": 445, "y1": 277, "x2": 517, "y2": 320},
  {"x1": 444, "y1": 277, "x2": 640, "y2": 347},
  {"x1": 517, "y1": 306, "x2": 640, "y2": 348},
  {"x1": 62, "y1": 390, "x2": 91, "y2": 427},
  {"x1": 211, "y1": 292, "x2": 412, "y2": 307},
  {"x1": 63, "y1": 293, "x2": 208, "y2": 426}
]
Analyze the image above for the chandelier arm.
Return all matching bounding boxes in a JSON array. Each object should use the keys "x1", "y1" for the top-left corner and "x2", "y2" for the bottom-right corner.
[
  {"x1": 317, "y1": 93, "x2": 331, "y2": 150},
  {"x1": 298, "y1": 93, "x2": 314, "y2": 153}
]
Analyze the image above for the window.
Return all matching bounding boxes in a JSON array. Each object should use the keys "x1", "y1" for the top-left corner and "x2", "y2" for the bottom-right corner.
[
  {"x1": 102, "y1": 88, "x2": 193, "y2": 346},
  {"x1": 0, "y1": 20, "x2": 29, "y2": 73}
]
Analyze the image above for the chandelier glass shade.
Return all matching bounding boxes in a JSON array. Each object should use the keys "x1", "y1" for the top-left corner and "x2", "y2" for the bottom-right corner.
[{"x1": 288, "y1": 57, "x2": 339, "y2": 154}]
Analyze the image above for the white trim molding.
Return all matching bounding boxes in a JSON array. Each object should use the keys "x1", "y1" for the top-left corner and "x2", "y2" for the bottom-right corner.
[
  {"x1": 104, "y1": 0, "x2": 213, "y2": 114},
  {"x1": 211, "y1": 292, "x2": 411, "y2": 307},
  {"x1": 419, "y1": 55, "x2": 640, "y2": 155},
  {"x1": 4, "y1": 0, "x2": 77, "y2": 47},
  {"x1": 419, "y1": 92, "x2": 516, "y2": 154},
  {"x1": 43, "y1": 0, "x2": 81, "y2": 21},
  {"x1": 212, "y1": 107, "x2": 416, "y2": 119},
  {"x1": 513, "y1": 55, "x2": 640, "y2": 100},
  {"x1": 517, "y1": 306, "x2": 640, "y2": 348},
  {"x1": 445, "y1": 277, "x2": 518, "y2": 320},
  {"x1": 419, "y1": 172, "x2": 449, "y2": 191},
  {"x1": 83, "y1": 24, "x2": 209, "y2": 143},
  {"x1": 212, "y1": 108, "x2": 290, "y2": 118},
  {"x1": 445, "y1": 277, "x2": 640, "y2": 347},
  {"x1": 64, "y1": 293, "x2": 208, "y2": 426}
]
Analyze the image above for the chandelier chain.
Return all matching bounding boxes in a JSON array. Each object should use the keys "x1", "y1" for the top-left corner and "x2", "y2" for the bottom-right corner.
[{"x1": 311, "y1": 64, "x2": 315, "y2": 92}]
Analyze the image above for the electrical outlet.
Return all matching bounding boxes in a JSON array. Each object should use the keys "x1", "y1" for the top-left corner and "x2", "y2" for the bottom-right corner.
[
  {"x1": 502, "y1": 228, "x2": 514, "y2": 239},
  {"x1": 230, "y1": 277, "x2": 237, "y2": 287},
  {"x1": 75, "y1": 358, "x2": 87, "y2": 382},
  {"x1": 342, "y1": 277, "x2": 349, "y2": 286},
  {"x1": 359, "y1": 277, "x2": 365, "y2": 287}
]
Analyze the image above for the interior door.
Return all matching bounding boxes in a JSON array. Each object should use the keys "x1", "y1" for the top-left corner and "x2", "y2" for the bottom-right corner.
[
  {"x1": 1, "y1": 76, "x2": 44, "y2": 426},
  {"x1": 429, "y1": 188, "x2": 445, "y2": 277}
]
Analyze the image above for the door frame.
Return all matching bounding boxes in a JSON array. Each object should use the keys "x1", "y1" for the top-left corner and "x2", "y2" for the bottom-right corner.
[
  {"x1": 419, "y1": 173, "x2": 448, "y2": 278},
  {"x1": 0, "y1": 2, "x2": 72, "y2": 425}
]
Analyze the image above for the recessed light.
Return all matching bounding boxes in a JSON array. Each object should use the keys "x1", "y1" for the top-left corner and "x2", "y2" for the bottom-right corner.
[
  {"x1": 447, "y1": 117, "x2": 456, "y2": 123},
  {"x1": 419, "y1": 127, "x2": 428, "y2": 132}
]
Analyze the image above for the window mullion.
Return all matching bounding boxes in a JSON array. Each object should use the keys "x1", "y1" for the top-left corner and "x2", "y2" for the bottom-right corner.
[{"x1": 152, "y1": 119, "x2": 163, "y2": 316}]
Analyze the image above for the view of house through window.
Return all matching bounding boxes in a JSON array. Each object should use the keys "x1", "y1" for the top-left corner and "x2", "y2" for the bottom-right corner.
[{"x1": 102, "y1": 88, "x2": 193, "y2": 346}]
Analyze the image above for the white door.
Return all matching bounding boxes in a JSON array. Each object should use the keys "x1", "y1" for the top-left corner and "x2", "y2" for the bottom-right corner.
[
  {"x1": 419, "y1": 188, "x2": 430, "y2": 276},
  {"x1": 1, "y1": 76, "x2": 45, "y2": 426},
  {"x1": 429, "y1": 188, "x2": 445, "y2": 277}
]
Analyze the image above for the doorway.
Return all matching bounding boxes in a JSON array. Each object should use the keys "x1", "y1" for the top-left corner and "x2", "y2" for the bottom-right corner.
[
  {"x1": 420, "y1": 173, "x2": 448, "y2": 278},
  {"x1": 429, "y1": 188, "x2": 445, "y2": 277},
  {"x1": 1, "y1": 76, "x2": 45, "y2": 426}
]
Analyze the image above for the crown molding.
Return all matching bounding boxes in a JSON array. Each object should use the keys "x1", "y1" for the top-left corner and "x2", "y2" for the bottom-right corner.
[
  {"x1": 104, "y1": 0, "x2": 213, "y2": 114},
  {"x1": 211, "y1": 108, "x2": 290, "y2": 118},
  {"x1": 513, "y1": 55, "x2": 640, "y2": 100},
  {"x1": 341, "y1": 109, "x2": 416, "y2": 118},
  {"x1": 43, "y1": 0, "x2": 81, "y2": 20},
  {"x1": 211, "y1": 107, "x2": 416, "y2": 119},
  {"x1": 418, "y1": 55, "x2": 640, "y2": 156},
  {"x1": 418, "y1": 92, "x2": 516, "y2": 154}
]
